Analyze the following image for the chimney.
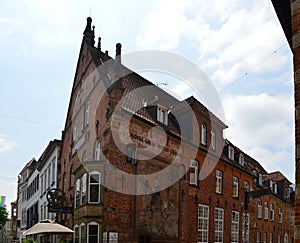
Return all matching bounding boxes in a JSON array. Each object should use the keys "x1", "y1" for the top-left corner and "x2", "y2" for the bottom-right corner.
[
  {"x1": 116, "y1": 43, "x2": 122, "y2": 63},
  {"x1": 97, "y1": 37, "x2": 101, "y2": 51}
]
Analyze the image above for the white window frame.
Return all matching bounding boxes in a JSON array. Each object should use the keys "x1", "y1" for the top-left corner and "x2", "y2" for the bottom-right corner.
[
  {"x1": 233, "y1": 177, "x2": 238, "y2": 198},
  {"x1": 270, "y1": 204, "x2": 274, "y2": 221},
  {"x1": 81, "y1": 174, "x2": 87, "y2": 205},
  {"x1": 264, "y1": 202, "x2": 268, "y2": 220},
  {"x1": 189, "y1": 159, "x2": 198, "y2": 186},
  {"x1": 80, "y1": 223, "x2": 85, "y2": 243},
  {"x1": 216, "y1": 170, "x2": 222, "y2": 194},
  {"x1": 258, "y1": 200, "x2": 262, "y2": 219},
  {"x1": 87, "y1": 222, "x2": 99, "y2": 243},
  {"x1": 198, "y1": 204, "x2": 209, "y2": 243},
  {"x1": 257, "y1": 232, "x2": 260, "y2": 243},
  {"x1": 201, "y1": 123, "x2": 207, "y2": 145},
  {"x1": 231, "y1": 211, "x2": 239, "y2": 243},
  {"x1": 74, "y1": 225, "x2": 79, "y2": 243},
  {"x1": 89, "y1": 171, "x2": 101, "y2": 203},
  {"x1": 75, "y1": 179, "x2": 80, "y2": 208},
  {"x1": 242, "y1": 213, "x2": 250, "y2": 243},
  {"x1": 157, "y1": 106, "x2": 168, "y2": 125},
  {"x1": 264, "y1": 233, "x2": 267, "y2": 243},
  {"x1": 239, "y1": 154, "x2": 244, "y2": 166},
  {"x1": 279, "y1": 208, "x2": 282, "y2": 224},
  {"x1": 228, "y1": 146, "x2": 234, "y2": 160},
  {"x1": 214, "y1": 208, "x2": 224, "y2": 243},
  {"x1": 270, "y1": 233, "x2": 273, "y2": 243},
  {"x1": 211, "y1": 129, "x2": 216, "y2": 150}
]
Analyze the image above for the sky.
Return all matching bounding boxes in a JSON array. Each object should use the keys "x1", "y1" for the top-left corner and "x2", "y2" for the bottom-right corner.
[{"x1": 0, "y1": 0, "x2": 294, "y2": 215}]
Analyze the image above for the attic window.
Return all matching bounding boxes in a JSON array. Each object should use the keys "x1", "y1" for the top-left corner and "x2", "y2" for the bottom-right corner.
[
  {"x1": 157, "y1": 106, "x2": 168, "y2": 125},
  {"x1": 239, "y1": 154, "x2": 244, "y2": 166},
  {"x1": 228, "y1": 146, "x2": 234, "y2": 160}
]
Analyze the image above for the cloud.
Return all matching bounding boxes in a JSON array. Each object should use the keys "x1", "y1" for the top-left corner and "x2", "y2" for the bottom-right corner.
[
  {"x1": 0, "y1": 134, "x2": 16, "y2": 154},
  {"x1": 222, "y1": 93, "x2": 294, "y2": 180}
]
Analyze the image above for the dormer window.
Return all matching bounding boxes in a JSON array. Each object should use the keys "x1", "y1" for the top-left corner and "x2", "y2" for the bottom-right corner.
[
  {"x1": 228, "y1": 146, "x2": 234, "y2": 160},
  {"x1": 239, "y1": 153, "x2": 244, "y2": 166},
  {"x1": 258, "y1": 173, "x2": 263, "y2": 186},
  {"x1": 157, "y1": 106, "x2": 168, "y2": 125}
]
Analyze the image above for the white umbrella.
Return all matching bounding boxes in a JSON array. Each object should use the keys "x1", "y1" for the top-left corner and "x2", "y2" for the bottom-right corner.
[{"x1": 23, "y1": 219, "x2": 74, "y2": 236}]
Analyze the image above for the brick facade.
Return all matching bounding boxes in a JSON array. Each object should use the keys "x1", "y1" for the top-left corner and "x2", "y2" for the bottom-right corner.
[{"x1": 58, "y1": 17, "x2": 294, "y2": 243}]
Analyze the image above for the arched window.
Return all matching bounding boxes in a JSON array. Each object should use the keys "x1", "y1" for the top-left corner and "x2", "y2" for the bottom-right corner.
[
  {"x1": 80, "y1": 223, "x2": 86, "y2": 243},
  {"x1": 270, "y1": 204, "x2": 274, "y2": 221},
  {"x1": 87, "y1": 222, "x2": 99, "y2": 243},
  {"x1": 201, "y1": 123, "x2": 207, "y2": 145},
  {"x1": 94, "y1": 140, "x2": 101, "y2": 161},
  {"x1": 74, "y1": 225, "x2": 79, "y2": 243}
]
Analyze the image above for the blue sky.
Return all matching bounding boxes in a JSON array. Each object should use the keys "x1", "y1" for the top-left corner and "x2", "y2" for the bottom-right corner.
[{"x1": 0, "y1": 0, "x2": 294, "y2": 214}]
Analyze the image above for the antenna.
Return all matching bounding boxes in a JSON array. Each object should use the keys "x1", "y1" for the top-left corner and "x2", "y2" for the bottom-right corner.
[
  {"x1": 155, "y1": 81, "x2": 168, "y2": 87},
  {"x1": 89, "y1": 6, "x2": 92, "y2": 17}
]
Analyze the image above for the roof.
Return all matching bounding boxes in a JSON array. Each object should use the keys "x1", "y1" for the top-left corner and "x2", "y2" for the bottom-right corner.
[
  {"x1": 271, "y1": 0, "x2": 292, "y2": 50},
  {"x1": 268, "y1": 171, "x2": 291, "y2": 184}
]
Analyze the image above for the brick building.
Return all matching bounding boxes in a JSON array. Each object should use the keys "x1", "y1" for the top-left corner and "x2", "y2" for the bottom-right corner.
[
  {"x1": 271, "y1": 0, "x2": 300, "y2": 242},
  {"x1": 57, "y1": 17, "x2": 294, "y2": 243}
]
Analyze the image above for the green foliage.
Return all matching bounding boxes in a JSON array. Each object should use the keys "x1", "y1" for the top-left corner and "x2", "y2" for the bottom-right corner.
[
  {"x1": 60, "y1": 237, "x2": 72, "y2": 243},
  {"x1": 0, "y1": 206, "x2": 8, "y2": 229},
  {"x1": 22, "y1": 238, "x2": 38, "y2": 243}
]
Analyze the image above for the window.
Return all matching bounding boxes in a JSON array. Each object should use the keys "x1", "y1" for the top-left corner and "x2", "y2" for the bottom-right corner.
[
  {"x1": 75, "y1": 179, "x2": 80, "y2": 208},
  {"x1": 244, "y1": 181, "x2": 249, "y2": 192},
  {"x1": 270, "y1": 204, "x2": 274, "y2": 221},
  {"x1": 285, "y1": 188, "x2": 290, "y2": 199},
  {"x1": 231, "y1": 211, "x2": 239, "y2": 243},
  {"x1": 284, "y1": 234, "x2": 288, "y2": 243},
  {"x1": 278, "y1": 208, "x2": 282, "y2": 223},
  {"x1": 80, "y1": 224, "x2": 86, "y2": 243},
  {"x1": 89, "y1": 172, "x2": 101, "y2": 203},
  {"x1": 290, "y1": 215, "x2": 295, "y2": 226},
  {"x1": 264, "y1": 233, "x2": 267, "y2": 243},
  {"x1": 258, "y1": 173, "x2": 263, "y2": 186},
  {"x1": 157, "y1": 106, "x2": 168, "y2": 125},
  {"x1": 239, "y1": 154, "x2": 244, "y2": 166},
  {"x1": 216, "y1": 170, "x2": 222, "y2": 194},
  {"x1": 233, "y1": 177, "x2": 238, "y2": 197},
  {"x1": 273, "y1": 183, "x2": 277, "y2": 193},
  {"x1": 81, "y1": 174, "x2": 87, "y2": 205},
  {"x1": 84, "y1": 101, "x2": 90, "y2": 126},
  {"x1": 189, "y1": 159, "x2": 198, "y2": 186},
  {"x1": 88, "y1": 223, "x2": 99, "y2": 243},
  {"x1": 278, "y1": 235, "x2": 280, "y2": 243},
  {"x1": 198, "y1": 204, "x2": 209, "y2": 243},
  {"x1": 270, "y1": 233, "x2": 272, "y2": 243},
  {"x1": 211, "y1": 129, "x2": 216, "y2": 150},
  {"x1": 242, "y1": 213, "x2": 250, "y2": 243},
  {"x1": 257, "y1": 232, "x2": 261, "y2": 243},
  {"x1": 74, "y1": 226, "x2": 79, "y2": 243},
  {"x1": 70, "y1": 165, "x2": 74, "y2": 187},
  {"x1": 52, "y1": 160, "x2": 56, "y2": 184},
  {"x1": 264, "y1": 202, "x2": 268, "y2": 220},
  {"x1": 214, "y1": 208, "x2": 224, "y2": 243},
  {"x1": 94, "y1": 140, "x2": 101, "y2": 161},
  {"x1": 228, "y1": 146, "x2": 234, "y2": 160},
  {"x1": 201, "y1": 123, "x2": 207, "y2": 145},
  {"x1": 258, "y1": 200, "x2": 262, "y2": 219}
]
